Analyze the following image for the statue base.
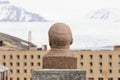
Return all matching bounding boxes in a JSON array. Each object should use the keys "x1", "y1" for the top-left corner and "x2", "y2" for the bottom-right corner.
[
  {"x1": 43, "y1": 56, "x2": 77, "y2": 69},
  {"x1": 32, "y1": 69, "x2": 86, "y2": 80}
]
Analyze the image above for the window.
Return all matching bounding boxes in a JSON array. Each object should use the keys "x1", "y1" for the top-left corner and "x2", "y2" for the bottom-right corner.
[
  {"x1": 16, "y1": 55, "x2": 20, "y2": 59},
  {"x1": 0, "y1": 41, "x2": 3, "y2": 46},
  {"x1": 17, "y1": 69, "x2": 20, "y2": 74},
  {"x1": 109, "y1": 69, "x2": 112, "y2": 74},
  {"x1": 99, "y1": 62, "x2": 102, "y2": 67},
  {"x1": 24, "y1": 78, "x2": 27, "y2": 80},
  {"x1": 3, "y1": 62, "x2": 6, "y2": 66},
  {"x1": 17, "y1": 62, "x2": 20, "y2": 66},
  {"x1": 109, "y1": 55, "x2": 112, "y2": 59},
  {"x1": 80, "y1": 62, "x2": 83, "y2": 66},
  {"x1": 10, "y1": 55, "x2": 13, "y2": 59},
  {"x1": 10, "y1": 62, "x2": 13, "y2": 66},
  {"x1": 99, "y1": 55, "x2": 102, "y2": 59},
  {"x1": 24, "y1": 62, "x2": 27, "y2": 66},
  {"x1": 108, "y1": 78, "x2": 113, "y2": 80},
  {"x1": 24, "y1": 70, "x2": 27, "y2": 74},
  {"x1": 90, "y1": 62, "x2": 93, "y2": 67},
  {"x1": 31, "y1": 62, "x2": 34, "y2": 66},
  {"x1": 80, "y1": 55, "x2": 83, "y2": 59},
  {"x1": 30, "y1": 55, "x2": 34, "y2": 59},
  {"x1": 90, "y1": 69, "x2": 93, "y2": 74},
  {"x1": 98, "y1": 78, "x2": 103, "y2": 80},
  {"x1": 10, "y1": 78, "x2": 13, "y2": 80},
  {"x1": 38, "y1": 62, "x2": 40, "y2": 66},
  {"x1": 24, "y1": 55, "x2": 27, "y2": 59},
  {"x1": 10, "y1": 69, "x2": 13, "y2": 74},
  {"x1": 17, "y1": 78, "x2": 20, "y2": 80},
  {"x1": 37, "y1": 55, "x2": 40, "y2": 59},
  {"x1": 109, "y1": 62, "x2": 112, "y2": 67},
  {"x1": 2, "y1": 55, "x2": 6, "y2": 59},
  {"x1": 119, "y1": 62, "x2": 120, "y2": 66},
  {"x1": 99, "y1": 69, "x2": 102, "y2": 74},
  {"x1": 89, "y1": 55, "x2": 93, "y2": 59},
  {"x1": 119, "y1": 69, "x2": 120, "y2": 73},
  {"x1": 118, "y1": 78, "x2": 120, "y2": 80},
  {"x1": 119, "y1": 55, "x2": 120, "y2": 58}
]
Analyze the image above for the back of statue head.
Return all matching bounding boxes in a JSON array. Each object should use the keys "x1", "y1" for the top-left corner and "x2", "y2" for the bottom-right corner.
[
  {"x1": 43, "y1": 23, "x2": 77, "y2": 69},
  {"x1": 48, "y1": 23, "x2": 73, "y2": 49}
]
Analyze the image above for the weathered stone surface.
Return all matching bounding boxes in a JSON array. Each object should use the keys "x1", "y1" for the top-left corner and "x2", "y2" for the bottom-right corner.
[
  {"x1": 32, "y1": 69, "x2": 86, "y2": 80},
  {"x1": 43, "y1": 57, "x2": 77, "y2": 69},
  {"x1": 43, "y1": 23, "x2": 77, "y2": 69}
]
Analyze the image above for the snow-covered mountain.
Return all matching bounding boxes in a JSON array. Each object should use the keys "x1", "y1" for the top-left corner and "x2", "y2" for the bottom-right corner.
[
  {"x1": 0, "y1": 0, "x2": 46, "y2": 22},
  {"x1": 70, "y1": 36, "x2": 115, "y2": 50},
  {"x1": 85, "y1": 8, "x2": 120, "y2": 22}
]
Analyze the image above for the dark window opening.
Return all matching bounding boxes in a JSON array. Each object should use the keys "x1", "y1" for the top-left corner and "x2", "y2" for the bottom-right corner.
[
  {"x1": 109, "y1": 69, "x2": 112, "y2": 74},
  {"x1": 37, "y1": 55, "x2": 40, "y2": 59},
  {"x1": 16, "y1": 55, "x2": 20, "y2": 59},
  {"x1": 98, "y1": 78, "x2": 103, "y2": 80},
  {"x1": 0, "y1": 41, "x2": 3, "y2": 46},
  {"x1": 99, "y1": 69, "x2": 102, "y2": 74},
  {"x1": 99, "y1": 62, "x2": 102, "y2": 67},
  {"x1": 31, "y1": 55, "x2": 34, "y2": 59},
  {"x1": 31, "y1": 62, "x2": 34, "y2": 66},
  {"x1": 99, "y1": 55, "x2": 102, "y2": 59},
  {"x1": 109, "y1": 55, "x2": 112, "y2": 59},
  {"x1": 24, "y1": 62, "x2": 27, "y2": 66},
  {"x1": 24, "y1": 55, "x2": 27, "y2": 59},
  {"x1": 24, "y1": 70, "x2": 27, "y2": 74},
  {"x1": 80, "y1": 62, "x2": 83, "y2": 66},
  {"x1": 3, "y1": 62, "x2": 6, "y2": 66},
  {"x1": 90, "y1": 62, "x2": 93, "y2": 67},
  {"x1": 90, "y1": 69, "x2": 93, "y2": 73},
  {"x1": 2, "y1": 55, "x2": 6, "y2": 59},
  {"x1": 118, "y1": 78, "x2": 120, "y2": 80},
  {"x1": 38, "y1": 62, "x2": 40, "y2": 66},
  {"x1": 109, "y1": 62, "x2": 112, "y2": 67},
  {"x1": 108, "y1": 78, "x2": 113, "y2": 80},
  {"x1": 80, "y1": 55, "x2": 83, "y2": 59},
  {"x1": 10, "y1": 55, "x2": 13, "y2": 59},
  {"x1": 90, "y1": 55, "x2": 93, "y2": 59}
]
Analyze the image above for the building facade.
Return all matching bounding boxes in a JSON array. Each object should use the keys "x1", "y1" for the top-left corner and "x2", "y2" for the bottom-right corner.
[
  {"x1": 0, "y1": 47, "x2": 120, "y2": 80},
  {"x1": 0, "y1": 50, "x2": 45, "y2": 80}
]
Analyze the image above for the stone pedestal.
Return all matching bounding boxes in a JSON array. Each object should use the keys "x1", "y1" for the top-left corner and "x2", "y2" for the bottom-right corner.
[
  {"x1": 43, "y1": 57, "x2": 77, "y2": 69},
  {"x1": 32, "y1": 69, "x2": 86, "y2": 80}
]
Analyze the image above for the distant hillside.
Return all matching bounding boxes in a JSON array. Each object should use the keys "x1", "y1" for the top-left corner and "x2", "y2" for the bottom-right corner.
[
  {"x1": 0, "y1": 32, "x2": 36, "y2": 50},
  {"x1": 0, "y1": 0, "x2": 47, "y2": 22},
  {"x1": 85, "y1": 8, "x2": 120, "y2": 22}
]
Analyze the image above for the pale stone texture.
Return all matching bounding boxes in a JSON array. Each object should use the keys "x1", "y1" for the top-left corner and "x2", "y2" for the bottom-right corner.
[
  {"x1": 32, "y1": 69, "x2": 86, "y2": 80},
  {"x1": 43, "y1": 23, "x2": 77, "y2": 69}
]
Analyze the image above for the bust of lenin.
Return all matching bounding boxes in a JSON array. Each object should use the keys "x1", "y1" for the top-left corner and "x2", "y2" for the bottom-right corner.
[{"x1": 43, "y1": 23, "x2": 77, "y2": 69}]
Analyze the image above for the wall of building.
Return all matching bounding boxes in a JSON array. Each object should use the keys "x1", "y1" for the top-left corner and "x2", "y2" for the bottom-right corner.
[
  {"x1": 72, "y1": 50, "x2": 120, "y2": 80},
  {"x1": 0, "y1": 50, "x2": 120, "y2": 80},
  {"x1": 0, "y1": 51, "x2": 46, "y2": 80}
]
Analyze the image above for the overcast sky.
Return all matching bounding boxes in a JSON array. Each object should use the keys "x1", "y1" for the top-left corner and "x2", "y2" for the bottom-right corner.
[
  {"x1": 0, "y1": 0, "x2": 120, "y2": 48},
  {"x1": 9, "y1": 0, "x2": 120, "y2": 22}
]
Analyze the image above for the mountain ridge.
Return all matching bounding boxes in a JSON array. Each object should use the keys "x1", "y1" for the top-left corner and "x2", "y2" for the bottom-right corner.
[
  {"x1": 0, "y1": 0, "x2": 47, "y2": 22},
  {"x1": 85, "y1": 8, "x2": 120, "y2": 22}
]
